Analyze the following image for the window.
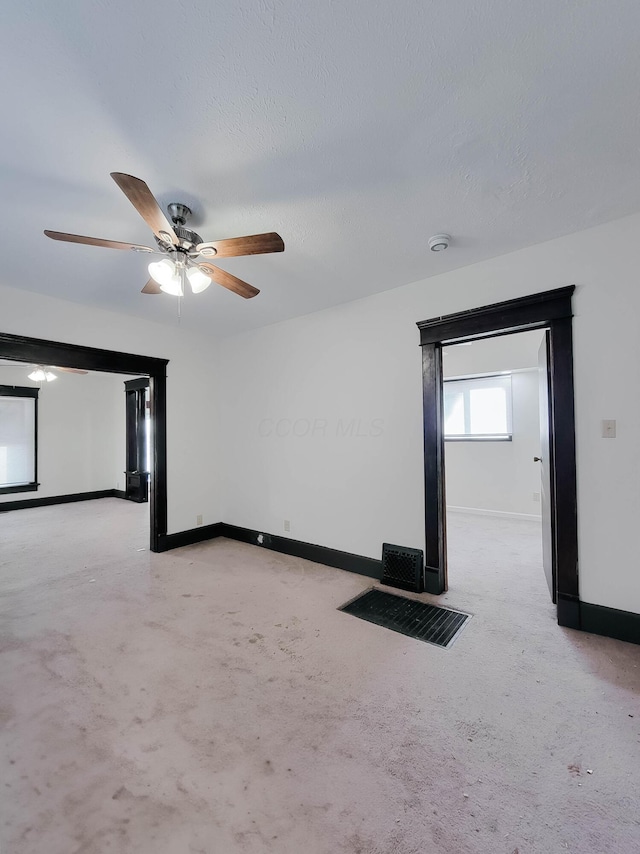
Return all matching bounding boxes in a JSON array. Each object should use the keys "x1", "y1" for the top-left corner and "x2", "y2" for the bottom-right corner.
[
  {"x1": 0, "y1": 386, "x2": 38, "y2": 494},
  {"x1": 444, "y1": 374, "x2": 512, "y2": 440}
]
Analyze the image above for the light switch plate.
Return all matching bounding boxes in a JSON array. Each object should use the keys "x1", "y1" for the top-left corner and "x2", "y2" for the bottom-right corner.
[{"x1": 602, "y1": 419, "x2": 616, "y2": 438}]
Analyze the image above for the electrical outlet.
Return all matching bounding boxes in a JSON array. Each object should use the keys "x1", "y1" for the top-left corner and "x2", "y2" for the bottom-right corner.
[
  {"x1": 533, "y1": 492, "x2": 540, "y2": 502},
  {"x1": 284, "y1": 519, "x2": 291, "y2": 532},
  {"x1": 196, "y1": 515, "x2": 203, "y2": 526}
]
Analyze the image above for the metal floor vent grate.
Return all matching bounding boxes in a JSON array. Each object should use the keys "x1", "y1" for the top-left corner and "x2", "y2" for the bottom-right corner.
[
  {"x1": 381, "y1": 543, "x2": 424, "y2": 593},
  {"x1": 339, "y1": 588, "x2": 471, "y2": 648}
]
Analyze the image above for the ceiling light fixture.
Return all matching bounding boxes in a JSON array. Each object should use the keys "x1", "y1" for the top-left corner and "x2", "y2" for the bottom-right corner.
[
  {"x1": 429, "y1": 233, "x2": 451, "y2": 252},
  {"x1": 148, "y1": 256, "x2": 211, "y2": 296},
  {"x1": 148, "y1": 257, "x2": 177, "y2": 286},
  {"x1": 185, "y1": 266, "x2": 212, "y2": 294},
  {"x1": 28, "y1": 367, "x2": 57, "y2": 382}
]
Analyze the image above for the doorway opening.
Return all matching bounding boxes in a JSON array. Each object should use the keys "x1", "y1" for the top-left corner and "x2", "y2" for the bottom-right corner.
[
  {"x1": 417, "y1": 287, "x2": 578, "y2": 628},
  {"x1": 442, "y1": 329, "x2": 553, "y2": 612},
  {"x1": 0, "y1": 331, "x2": 168, "y2": 552}
]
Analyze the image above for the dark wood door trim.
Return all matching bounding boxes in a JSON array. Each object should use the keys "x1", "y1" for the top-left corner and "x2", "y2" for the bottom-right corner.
[
  {"x1": 418, "y1": 286, "x2": 575, "y2": 345},
  {"x1": 0, "y1": 331, "x2": 168, "y2": 552},
  {"x1": 416, "y1": 286, "x2": 579, "y2": 628},
  {"x1": 149, "y1": 372, "x2": 167, "y2": 542},
  {"x1": 124, "y1": 377, "x2": 150, "y2": 392},
  {"x1": 421, "y1": 343, "x2": 448, "y2": 593},
  {"x1": 547, "y1": 314, "x2": 579, "y2": 625}
]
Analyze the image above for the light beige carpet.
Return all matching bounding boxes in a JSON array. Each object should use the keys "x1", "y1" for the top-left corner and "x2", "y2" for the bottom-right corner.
[{"x1": 1, "y1": 500, "x2": 639, "y2": 853}]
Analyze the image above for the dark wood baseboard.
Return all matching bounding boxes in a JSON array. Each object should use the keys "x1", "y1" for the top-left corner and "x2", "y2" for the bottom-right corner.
[
  {"x1": 579, "y1": 602, "x2": 640, "y2": 646},
  {"x1": 157, "y1": 520, "x2": 382, "y2": 579},
  {"x1": 156, "y1": 523, "x2": 224, "y2": 552},
  {"x1": 424, "y1": 566, "x2": 442, "y2": 594},
  {"x1": 220, "y1": 524, "x2": 382, "y2": 578},
  {"x1": 0, "y1": 489, "x2": 122, "y2": 513},
  {"x1": 112, "y1": 490, "x2": 127, "y2": 500},
  {"x1": 557, "y1": 593, "x2": 581, "y2": 630}
]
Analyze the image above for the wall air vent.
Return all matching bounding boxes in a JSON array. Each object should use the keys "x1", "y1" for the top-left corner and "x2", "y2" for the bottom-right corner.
[{"x1": 381, "y1": 543, "x2": 424, "y2": 593}]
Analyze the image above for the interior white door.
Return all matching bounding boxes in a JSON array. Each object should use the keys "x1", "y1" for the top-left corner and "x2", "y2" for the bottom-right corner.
[{"x1": 538, "y1": 331, "x2": 556, "y2": 602}]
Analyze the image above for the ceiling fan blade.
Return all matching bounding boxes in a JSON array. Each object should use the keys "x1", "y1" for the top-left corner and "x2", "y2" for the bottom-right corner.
[
  {"x1": 110, "y1": 172, "x2": 178, "y2": 246},
  {"x1": 199, "y1": 263, "x2": 260, "y2": 299},
  {"x1": 44, "y1": 230, "x2": 155, "y2": 252},
  {"x1": 54, "y1": 367, "x2": 88, "y2": 374},
  {"x1": 196, "y1": 232, "x2": 284, "y2": 258},
  {"x1": 141, "y1": 278, "x2": 163, "y2": 295}
]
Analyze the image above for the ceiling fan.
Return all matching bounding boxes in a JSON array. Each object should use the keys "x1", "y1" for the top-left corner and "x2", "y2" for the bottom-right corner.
[{"x1": 44, "y1": 173, "x2": 284, "y2": 299}]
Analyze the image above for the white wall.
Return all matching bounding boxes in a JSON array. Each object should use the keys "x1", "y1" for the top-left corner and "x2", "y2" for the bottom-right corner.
[
  {"x1": 0, "y1": 284, "x2": 222, "y2": 532},
  {"x1": 0, "y1": 364, "x2": 126, "y2": 502},
  {"x1": 217, "y1": 211, "x2": 640, "y2": 614},
  {"x1": 443, "y1": 331, "x2": 544, "y2": 518}
]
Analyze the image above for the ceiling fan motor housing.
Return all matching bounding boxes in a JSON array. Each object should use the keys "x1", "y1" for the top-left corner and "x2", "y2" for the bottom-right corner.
[
  {"x1": 155, "y1": 223, "x2": 203, "y2": 253},
  {"x1": 174, "y1": 225, "x2": 203, "y2": 250},
  {"x1": 154, "y1": 203, "x2": 203, "y2": 252}
]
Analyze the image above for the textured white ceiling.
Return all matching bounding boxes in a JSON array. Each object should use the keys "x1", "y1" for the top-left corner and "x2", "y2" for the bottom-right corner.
[{"x1": 1, "y1": 1, "x2": 640, "y2": 337}]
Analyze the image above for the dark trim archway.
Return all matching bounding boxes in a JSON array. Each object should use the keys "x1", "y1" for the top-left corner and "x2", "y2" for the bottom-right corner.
[
  {"x1": 416, "y1": 286, "x2": 579, "y2": 629},
  {"x1": 0, "y1": 331, "x2": 168, "y2": 552}
]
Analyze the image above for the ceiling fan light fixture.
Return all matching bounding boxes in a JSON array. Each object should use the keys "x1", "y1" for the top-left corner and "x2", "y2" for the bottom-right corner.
[
  {"x1": 28, "y1": 367, "x2": 57, "y2": 382},
  {"x1": 186, "y1": 266, "x2": 211, "y2": 294},
  {"x1": 159, "y1": 274, "x2": 184, "y2": 297},
  {"x1": 148, "y1": 257, "x2": 176, "y2": 285}
]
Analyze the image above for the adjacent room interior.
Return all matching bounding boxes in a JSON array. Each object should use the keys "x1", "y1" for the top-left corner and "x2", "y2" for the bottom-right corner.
[
  {"x1": 443, "y1": 330, "x2": 550, "y2": 609},
  {"x1": 0, "y1": 357, "x2": 150, "y2": 521}
]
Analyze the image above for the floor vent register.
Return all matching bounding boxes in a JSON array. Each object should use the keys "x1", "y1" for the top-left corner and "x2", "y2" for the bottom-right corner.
[{"x1": 339, "y1": 587, "x2": 471, "y2": 649}]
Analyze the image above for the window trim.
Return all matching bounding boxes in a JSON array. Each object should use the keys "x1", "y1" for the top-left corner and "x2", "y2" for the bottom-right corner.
[
  {"x1": 443, "y1": 372, "x2": 513, "y2": 442},
  {"x1": 444, "y1": 435, "x2": 513, "y2": 443},
  {"x1": 0, "y1": 385, "x2": 39, "y2": 495}
]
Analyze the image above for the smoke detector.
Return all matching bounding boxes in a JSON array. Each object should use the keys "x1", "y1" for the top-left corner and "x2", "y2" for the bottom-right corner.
[{"x1": 429, "y1": 233, "x2": 451, "y2": 252}]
